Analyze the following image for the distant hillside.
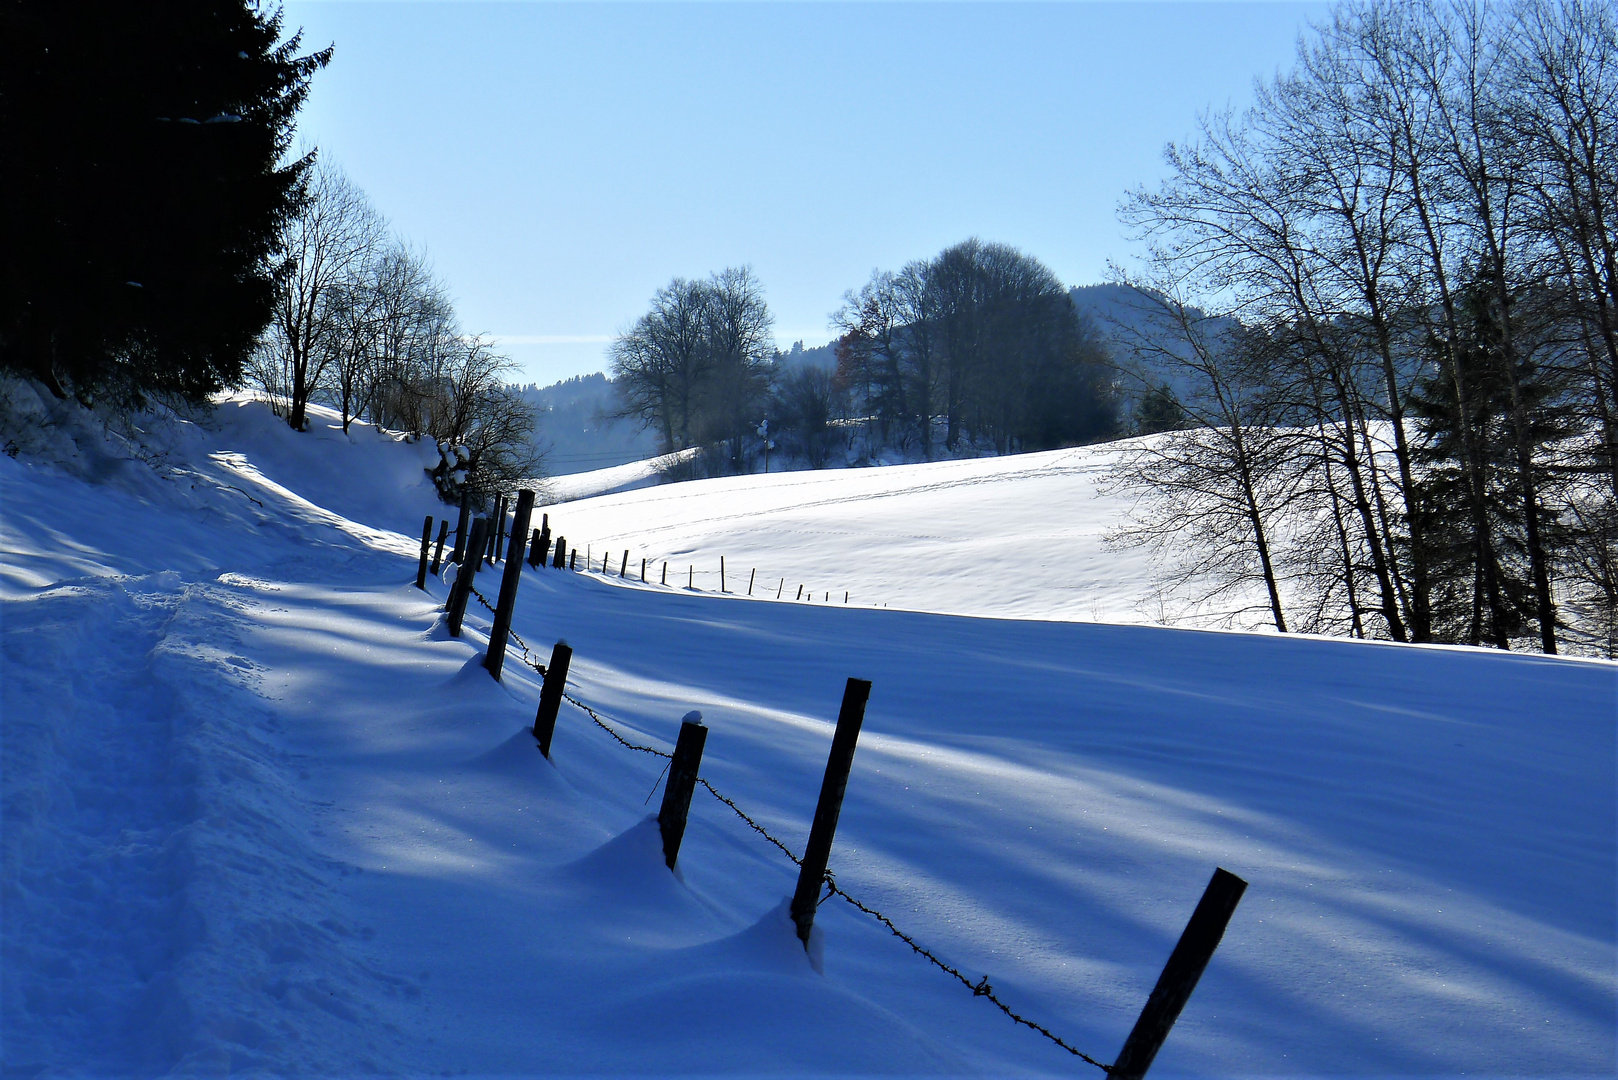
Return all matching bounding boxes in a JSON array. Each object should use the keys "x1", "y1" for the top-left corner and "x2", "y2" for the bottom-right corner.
[
  {"x1": 1069, "y1": 283, "x2": 1215, "y2": 413},
  {"x1": 515, "y1": 374, "x2": 660, "y2": 476},
  {"x1": 518, "y1": 342, "x2": 836, "y2": 476}
]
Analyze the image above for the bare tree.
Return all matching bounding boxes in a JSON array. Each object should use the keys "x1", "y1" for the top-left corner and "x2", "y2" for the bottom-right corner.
[
  {"x1": 255, "y1": 161, "x2": 383, "y2": 431},
  {"x1": 610, "y1": 277, "x2": 709, "y2": 453},
  {"x1": 1106, "y1": 277, "x2": 1305, "y2": 632}
]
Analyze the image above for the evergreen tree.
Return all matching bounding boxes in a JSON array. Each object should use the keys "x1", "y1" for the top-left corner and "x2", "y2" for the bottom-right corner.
[
  {"x1": 1134, "y1": 382, "x2": 1187, "y2": 435},
  {"x1": 1409, "y1": 280, "x2": 1569, "y2": 647},
  {"x1": 0, "y1": 2, "x2": 329, "y2": 404}
]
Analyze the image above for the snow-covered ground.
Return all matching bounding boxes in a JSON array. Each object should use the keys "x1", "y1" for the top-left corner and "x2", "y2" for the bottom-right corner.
[
  {"x1": 2, "y1": 391, "x2": 1613, "y2": 1078},
  {"x1": 537, "y1": 447, "x2": 699, "y2": 504},
  {"x1": 535, "y1": 448, "x2": 1158, "y2": 625}
]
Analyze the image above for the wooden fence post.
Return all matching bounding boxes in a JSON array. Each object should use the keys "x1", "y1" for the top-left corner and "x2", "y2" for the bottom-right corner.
[
  {"x1": 657, "y1": 712, "x2": 708, "y2": 869},
  {"x1": 641, "y1": 558, "x2": 646, "y2": 582},
  {"x1": 431, "y1": 519, "x2": 449, "y2": 575},
  {"x1": 688, "y1": 565, "x2": 694, "y2": 590},
  {"x1": 484, "y1": 489, "x2": 535, "y2": 681},
  {"x1": 777, "y1": 578, "x2": 784, "y2": 599},
  {"x1": 528, "y1": 528, "x2": 542, "y2": 567},
  {"x1": 844, "y1": 591, "x2": 849, "y2": 604},
  {"x1": 720, "y1": 556, "x2": 726, "y2": 592},
  {"x1": 485, "y1": 512, "x2": 498, "y2": 565},
  {"x1": 748, "y1": 568, "x2": 756, "y2": 595},
  {"x1": 790, "y1": 678, "x2": 873, "y2": 945},
  {"x1": 1110, "y1": 868, "x2": 1248, "y2": 1080},
  {"x1": 570, "y1": 549, "x2": 578, "y2": 571},
  {"x1": 450, "y1": 490, "x2": 472, "y2": 564},
  {"x1": 661, "y1": 561, "x2": 667, "y2": 585},
  {"x1": 796, "y1": 584, "x2": 804, "y2": 600},
  {"x1": 620, "y1": 550, "x2": 629, "y2": 578},
  {"x1": 488, "y1": 495, "x2": 501, "y2": 563},
  {"x1": 446, "y1": 517, "x2": 488, "y2": 637},
  {"x1": 532, "y1": 640, "x2": 573, "y2": 759},
  {"x1": 416, "y1": 515, "x2": 434, "y2": 589},
  {"x1": 552, "y1": 536, "x2": 566, "y2": 569}
]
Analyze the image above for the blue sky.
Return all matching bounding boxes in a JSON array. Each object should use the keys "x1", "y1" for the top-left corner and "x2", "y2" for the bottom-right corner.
[{"x1": 283, "y1": 1, "x2": 1324, "y2": 384}]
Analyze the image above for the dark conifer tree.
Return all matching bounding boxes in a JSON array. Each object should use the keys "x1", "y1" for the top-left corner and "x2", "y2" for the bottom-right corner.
[
  {"x1": 0, "y1": 2, "x2": 329, "y2": 403},
  {"x1": 1134, "y1": 382, "x2": 1187, "y2": 435},
  {"x1": 1409, "y1": 280, "x2": 1569, "y2": 647}
]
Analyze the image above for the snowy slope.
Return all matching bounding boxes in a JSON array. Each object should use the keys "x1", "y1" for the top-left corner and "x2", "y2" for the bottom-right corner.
[
  {"x1": 538, "y1": 446, "x2": 1176, "y2": 626},
  {"x1": 2, "y1": 390, "x2": 1613, "y2": 1078}
]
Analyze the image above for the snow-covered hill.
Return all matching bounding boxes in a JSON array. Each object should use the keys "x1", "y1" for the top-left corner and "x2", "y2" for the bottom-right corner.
[
  {"x1": 535, "y1": 446, "x2": 1157, "y2": 625},
  {"x1": 2, "y1": 389, "x2": 1612, "y2": 1078}
]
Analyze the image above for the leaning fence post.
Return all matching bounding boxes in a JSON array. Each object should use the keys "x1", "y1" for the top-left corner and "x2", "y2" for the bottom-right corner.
[
  {"x1": 532, "y1": 640, "x2": 573, "y2": 759},
  {"x1": 450, "y1": 490, "x2": 472, "y2": 564},
  {"x1": 620, "y1": 550, "x2": 629, "y2": 578},
  {"x1": 749, "y1": 568, "x2": 756, "y2": 595},
  {"x1": 777, "y1": 578, "x2": 784, "y2": 599},
  {"x1": 790, "y1": 677, "x2": 873, "y2": 945},
  {"x1": 796, "y1": 584, "x2": 804, "y2": 600},
  {"x1": 661, "y1": 561, "x2": 667, "y2": 585},
  {"x1": 416, "y1": 515, "x2": 434, "y2": 589},
  {"x1": 446, "y1": 517, "x2": 488, "y2": 636},
  {"x1": 484, "y1": 489, "x2": 535, "y2": 681},
  {"x1": 657, "y1": 712, "x2": 708, "y2": 869},
  {"x1": 431, "y1": 519, "x2": 449, "y2": 575},
  {"x1": 1110, "y1": 868, "x2": 1248, "y2": 1080}
]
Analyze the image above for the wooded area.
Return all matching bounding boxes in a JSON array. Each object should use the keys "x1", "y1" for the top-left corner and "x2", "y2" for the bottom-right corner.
[{"x1": 1110, "y1": 0, "x2": 1618, "y2": 656}]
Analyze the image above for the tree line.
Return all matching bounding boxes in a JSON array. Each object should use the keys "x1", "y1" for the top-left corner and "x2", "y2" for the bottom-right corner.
[
  {"x1": 248, "y1": 162, "x2": 538, "y2": 502},
  {"x1": 833, "y1": 239, "x2": 1118, "y2": 459},
  {"x1": 611, "y1": 242, "x2": 1119, "y2": 473},
  {"x1": 1111, "y1": 0, "x2": 1618, "y2": 656}
]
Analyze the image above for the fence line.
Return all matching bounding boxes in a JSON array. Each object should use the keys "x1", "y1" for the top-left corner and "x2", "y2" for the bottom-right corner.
[
  {"x1": 461, "y1": 578, "x2": 1112, "y2": 1072},
  {"x1": 451, "y1": 507, "x2": 1246, "y2": 1076}
]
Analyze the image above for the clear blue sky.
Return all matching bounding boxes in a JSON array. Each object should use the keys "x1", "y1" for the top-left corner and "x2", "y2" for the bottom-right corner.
[{"x1": 283, "y1": 1, "x2": 1324, "y2": 384}]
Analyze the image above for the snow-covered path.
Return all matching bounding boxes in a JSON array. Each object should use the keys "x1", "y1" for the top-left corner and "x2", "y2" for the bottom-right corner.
[{"x1": 2, "y1": 397, "x2": 1612, "y2": 1077}]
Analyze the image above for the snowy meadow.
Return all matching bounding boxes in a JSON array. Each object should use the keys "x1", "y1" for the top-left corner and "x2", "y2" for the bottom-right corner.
[{"x1": 2, "y1": 393, "x2": 1613, "y2": 1078}]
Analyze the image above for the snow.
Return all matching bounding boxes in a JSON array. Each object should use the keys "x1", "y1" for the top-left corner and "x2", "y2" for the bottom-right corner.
[
  {"x1": 537, "y1": 447, "x2": 700, "y2": 504},
  {"x1": 2, "y1": 390, "x2": 1613, "y2": 1078},
  {"x1": 538, "y1": 446, "x2": 1182, "y2": 625}
]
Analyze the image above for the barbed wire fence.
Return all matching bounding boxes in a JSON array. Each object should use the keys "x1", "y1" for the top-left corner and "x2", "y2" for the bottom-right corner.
[
  {"x1": 440, "y1": 502, "x2": 1248, "y2": 1079},
  {"x1": 465, "y1": 579, "x2": 1113, "y2": 1072},
  {"x1": 554, "y1": 535, "x2": 873, "y2": 610}
]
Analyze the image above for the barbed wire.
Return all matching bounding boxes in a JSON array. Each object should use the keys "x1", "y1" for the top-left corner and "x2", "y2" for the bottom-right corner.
[
  {"x1": 544, "y1": 668, "x2": 1111, "y2": 1073},
  {"x1": 452, "y1": 560, "x2": 1108, "y2": 1072},
  {"x1": 820, "y1": 879, "x2": 1112, "y2": 1071}
]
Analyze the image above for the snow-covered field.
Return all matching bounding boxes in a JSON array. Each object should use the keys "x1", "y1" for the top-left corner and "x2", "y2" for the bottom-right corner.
[
  {"x1": 535, "y1": 447, "x2": 1158, "y2": 625},
  {"x1": 2, "y1": 392, "x2": 1613, "y2": 1078}
]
